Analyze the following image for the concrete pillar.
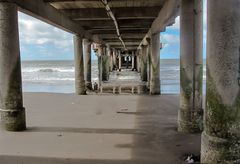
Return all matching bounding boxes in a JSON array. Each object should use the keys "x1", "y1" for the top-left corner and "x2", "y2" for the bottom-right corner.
[
  {"x1": 138, "y1": 54, "x2": 141, "y2": 73},
  {"x1": 131, "y1": 51, "x2": 135, "y2": 71},
  {"x1": 178, "y1": 0, "x2": 203, "y2": 133},
  {"x1": 118, "y1": 51, "x2": 122, "y2": 71},
  {"x1": 74, "y1": 35, "x2": 86, "y2": 95},
  {"x1": 83, "y1": 39, "x2": 92, "y2": 90},
  {"x1": 102, "y1": 46, "x2": 109, "y2": 81},
  {"x1": 107, "y1": 45, "x2": 112, "y2": 72},
  {"x1": 112, "y1": 49, "x2": 117, "y2": 70},
  {"x1": 150, "y1": 33, "x2": 160, "y2": 95},
  {"x1": 147, "y1": 38, "x2": 152, "y2": 89},
  {"x1": 0, "y1": 2, "x2": 26, "y2": 131},
  {"x1": 109, "y1": 49, "x2": 113, "y2": 72},
  {"x1": 201, "y1": 0, "x2": 240, "y2": 163},
  {"x1": 141, "y1": 45, "x2": 148, "y2": 82},
  {"x1": 97, "y1": 47, "x2": 102, "y2": 88}
]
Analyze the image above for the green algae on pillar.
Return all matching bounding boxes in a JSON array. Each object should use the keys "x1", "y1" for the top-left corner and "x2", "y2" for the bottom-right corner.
[
  {"x1": 201, "y1": 0, "x2": 240, "y2": 163},
  {"x1": 74, "y1": 35, "x2": 86, "y2": 95},
  {"x1": 178, "y1": 0, "x2": 203, "y2": 133},
  {"x1": 0, "y1": 2, "x2": 26, "y2": 131},
  {"x1": 150, "y1": 33, "x2": 160, "y2": 95},
  {"x1": 83, "y1": 39, "x2": 92, "y2": 90}
]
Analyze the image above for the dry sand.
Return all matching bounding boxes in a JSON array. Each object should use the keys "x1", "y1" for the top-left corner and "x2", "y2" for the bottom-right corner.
[{"x1": 0, "y1": 93, "x2": 201, "y2": 164}]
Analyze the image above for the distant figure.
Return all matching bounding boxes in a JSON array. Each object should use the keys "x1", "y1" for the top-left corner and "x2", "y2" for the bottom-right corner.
[
  {"x1": 93, "y1": 82, "x2": 98, "y2": 92},
  {"x1": 126, "y1": 56, "x2": 129, "y2": 68}
]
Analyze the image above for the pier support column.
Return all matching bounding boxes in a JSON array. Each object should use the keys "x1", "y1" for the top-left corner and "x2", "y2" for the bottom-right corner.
[
  {"x1": 97, "y1": 45, "x2": 103, "y2": 88},
  {"x1": 107, "y1": 45, "x2": 112, "y2": 72},
  {"x1": 131, "y1": 51, "x2": 135, "y2": 71},
  {"x1": 109, "y1": 48, "x2": 113, "y2": 72},
  {"x1": 0, "y1": 2, "x2": 26, "y2": 131},
  {"x1": 102, "y1": 46, "x2": 109, "y2": 81},
  {"x1": 147, "y1": 38, "x2": 152, "y2": 89},
  {"x1": 112, "y1": 49, "x2": 117, "y2": 70},
  {"x1": 150, "y1": 33, "x2": 160, "y2": 95},
  {"x1": 141, "y1": 45, "x2": 148, "y2": 82},
  {"x1": 118, "y1": 51, "x2": 122, "y2": 71},
  {"x1": 74, "y1": 35, "x2": 86, "y2": 95},
  {"x1": 201, "y1": 0, "x2": 240, "y2": 163},
  {"x1": 178, "y1": 0, "x2": 203, "y2": 133},
  {"x1": 137, "y1": 54, "x2": 140, "y2": 73},
  {"x1": 83, "y1": 39, "x2": 92, "y2": 90}
]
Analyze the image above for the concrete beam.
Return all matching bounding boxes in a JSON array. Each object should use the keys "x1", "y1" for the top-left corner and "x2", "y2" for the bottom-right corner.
[
  {"x1": 138, "y1": 0, "x2": 180, "y2": 48},
  {"x1": 103, "y1": 38, "x2": 142, "y2": 42},
  {"x1": 97, "y1": 33, "x2": 145, "y2": 39},
  {"x1": 111, "y1": 46, "x2": 137, "y2": 49},
  {"x1": 77, "y1": 19, "x2": 154, "y2": 29},
  {"x1": 0, "y1": 0, "x2": 103, "y2": 44},
  {"x1": 60, "y1": 7, "x2": 161, "y2": 20},
  {"x1": 108, "y1": 42, "x2": 140, "y2": 46},
  {"x1": 91, "y1": 29, "x2": 149, "y2": 35}
]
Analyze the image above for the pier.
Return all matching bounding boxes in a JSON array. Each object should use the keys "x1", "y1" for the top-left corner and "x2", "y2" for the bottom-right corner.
[{"x1": 0, "y1": 0, "x2": 240, "y2": 163}]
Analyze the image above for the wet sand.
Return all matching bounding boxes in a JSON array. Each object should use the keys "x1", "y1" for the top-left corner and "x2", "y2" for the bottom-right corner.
[{"x1": 0, "y1": 93, "x2": 201, "y2": 164}]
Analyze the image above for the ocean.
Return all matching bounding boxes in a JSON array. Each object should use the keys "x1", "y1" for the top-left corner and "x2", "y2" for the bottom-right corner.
[{"x1": 21, "y1": 59, "x2": 206, "y2": 94}]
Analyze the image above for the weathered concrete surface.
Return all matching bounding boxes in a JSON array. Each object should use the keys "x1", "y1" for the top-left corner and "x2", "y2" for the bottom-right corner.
[
  {"x1": 150, "y1": 33, "x2": 160, "y2": 95},
  {"x1": 74, "y1": 35, "x2": 86, "y2": 95},
  {"x1": 83, "y1": 39, "x2": 92, "y2": 90},
  {"x1": 147, "y1": 41, "x2": 152, "y2": 89},
  {"x1": 102, "y1": 46, "x2": 109, "y2": 81},
  {"x1": 131, "y1": 51, "x2": 135, "y2": 70},
  {"x1": 112, "y1": 49, "x2": 117, "y2": 70},
  {"x1": 109, "y1": 49, "x2": 113, "y2": 72},
  {"x1": 201, "y1": 0, "x2": 240, "y2": 163},
  {"x1": 140, "y1": 45, "x2": 148, "y2": 82},
  {"x1": 0, "y1": 93, "x2": 200, "y2": 164},
  {"x1": 178, "y1": 0, "x2": 203, "y2": 133},
  {"x1": 0, "y1": 2, "x2": 26, "y2": 131},
  {"x1": 137, "y1": 55, "x2": 141, "y2": 73},
  {"x1": 118, "y1": 51, "x2": 122, "y2": 71}
]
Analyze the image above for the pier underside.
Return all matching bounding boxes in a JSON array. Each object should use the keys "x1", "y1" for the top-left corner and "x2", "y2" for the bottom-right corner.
[{"x1": 0, "y1": 93, "x2": 200, "y2": 164}]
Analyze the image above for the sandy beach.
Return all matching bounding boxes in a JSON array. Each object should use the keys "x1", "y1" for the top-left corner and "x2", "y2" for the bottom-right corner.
[{"x1": 0, "y1": 93, "x2": 201, "y2": 164}]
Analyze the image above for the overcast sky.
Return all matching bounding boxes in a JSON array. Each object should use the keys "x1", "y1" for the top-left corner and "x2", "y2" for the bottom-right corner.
[{"x1": 18, "y1": 0, "x2": 207, "y2": 61}]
